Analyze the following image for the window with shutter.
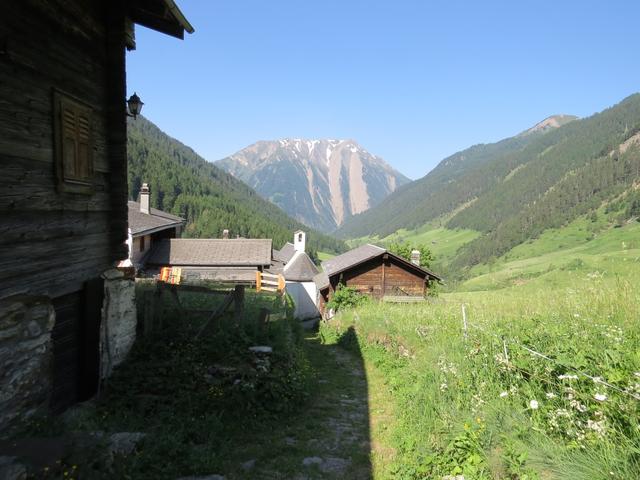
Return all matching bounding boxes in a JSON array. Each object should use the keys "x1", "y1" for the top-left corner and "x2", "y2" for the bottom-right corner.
[{"x1": 53, "y1": 90, "x2": 94, "y2": 194}]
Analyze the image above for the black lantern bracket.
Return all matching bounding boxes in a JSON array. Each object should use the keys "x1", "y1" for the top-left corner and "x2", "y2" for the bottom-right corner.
[{"x1": 126, "y1": 92, "x2": 144, "y2": 119}]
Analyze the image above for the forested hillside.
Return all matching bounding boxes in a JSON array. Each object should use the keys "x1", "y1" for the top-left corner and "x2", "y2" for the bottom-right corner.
[
  {"x1": 126, "y1": 116, "x2": 345, "y2": 255},
  {"x1": 336, "y1": 117, "x2": 575, "y2": 239},
  {"x1": 339, "y1": 94, "x2": 640, "y2": 271}
]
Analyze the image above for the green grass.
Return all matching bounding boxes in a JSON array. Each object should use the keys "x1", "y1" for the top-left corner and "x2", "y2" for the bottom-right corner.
[
  {"x1": 460, "y1": 219, "x2": 640, "y2": 292},
  {"x1": 317, "y1": 251, "x2": 336, "y2": 262},
  {"x1": 347, "y1": 226, "x2": 480, "y2": 269},
  {"x1": 322, "y1": 272, "x2": 640, "y2": 479}
]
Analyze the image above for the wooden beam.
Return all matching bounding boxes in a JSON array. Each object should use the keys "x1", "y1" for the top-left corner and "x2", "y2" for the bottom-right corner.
[
  {"x1": 382, "y1": 254, "x2": 387, "y2": 297},
  {"x1": 128, "y1": 9, "x2": 185, "y2": 39}
]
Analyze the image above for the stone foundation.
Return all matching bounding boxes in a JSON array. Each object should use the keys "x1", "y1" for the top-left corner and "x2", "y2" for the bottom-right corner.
[
  {"x1": 0, "y1": 269, "x2": 138, "y2": 431},
  {"x1": 0, "y1": 296, "x2": 55, "y2": 431},
  {"x1": 100, "y1": 270, "x2": 137, "y2": 379}
]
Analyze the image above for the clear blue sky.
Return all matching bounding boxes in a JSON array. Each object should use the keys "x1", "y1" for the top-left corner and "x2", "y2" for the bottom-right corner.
[{"x1": 127, "y1": 0, "x2": 640, "y2": 179}]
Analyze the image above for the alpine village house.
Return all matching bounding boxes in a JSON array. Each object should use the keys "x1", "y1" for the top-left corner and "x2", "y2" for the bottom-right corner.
[
  {"x1": 315, "y1": 244, "x2": 442, "y2": 316},
  {"x1": 0, "y1": 0, "x2": 193, "y2": 429},
  {"x1": 127, "y1": 183, "x2": 185, "y2": 270}
]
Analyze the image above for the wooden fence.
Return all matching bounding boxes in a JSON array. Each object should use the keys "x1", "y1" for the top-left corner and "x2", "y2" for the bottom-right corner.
[
  {"x1": 255, "y1": 271, "x2": 285, "y2": 293},
  {"x1": 140, "y1": 282, "x2": 246, "y2": 337}
]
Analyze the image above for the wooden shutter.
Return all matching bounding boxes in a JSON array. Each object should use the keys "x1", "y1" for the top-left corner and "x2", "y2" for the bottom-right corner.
[{"x1": 54, "y1": 90, "x2": 94, "y2": 194}]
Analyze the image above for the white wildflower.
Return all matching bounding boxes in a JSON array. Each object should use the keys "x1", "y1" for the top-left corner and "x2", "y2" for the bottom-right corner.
[
  {"x1": 587, "y1": 418, "x2": 606, "y2": 437},
  {"x1": 570, "y1": 399, "x2": 587, "y2": 412},
  {"x1": 594, "y1": 393, "x2": 607, "y2": 402},
  {"x1": 634, "y1": 372, "x2": 640, "y2": 378},
  {"x1": 499, "y1": 391, "x2": 508, "y2": 398},
  {"x1": 440, "y1": 383, "x2": 448, "y2": 391},
  {"x1": 529, "y1": 399, "x2": 539, "y2": 410},
  {"x1": 558, "y1": 374, "x2": 579, "y2": 380},
  {"x1": 546, "y1": 392, "x2": 556, "y2": 399}
]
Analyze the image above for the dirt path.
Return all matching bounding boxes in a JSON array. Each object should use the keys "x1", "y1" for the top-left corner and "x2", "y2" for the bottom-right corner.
[{"x1": 218, "y1": 333, "x2": 396, "y2": 479}]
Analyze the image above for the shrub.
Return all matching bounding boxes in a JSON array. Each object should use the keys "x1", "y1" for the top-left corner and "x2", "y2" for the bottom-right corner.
[{"x1": 326, "y1": 285, "x2": 369, "y2": 312}]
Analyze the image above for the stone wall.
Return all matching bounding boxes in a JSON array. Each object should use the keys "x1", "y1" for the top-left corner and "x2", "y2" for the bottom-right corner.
[
  {"x1": 100, "y1": 270, "x2": 137, "y2": 379},
  {"x1": 0, "y1": 296, "x2": 55, "y2": 430}
]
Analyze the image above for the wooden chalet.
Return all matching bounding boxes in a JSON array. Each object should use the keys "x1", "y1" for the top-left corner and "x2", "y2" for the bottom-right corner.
[
  {"x1": 315, "y1": 244, "x2": 442, "y2": 314},
  {"x1": 0, "y1": 0, "x2": 193, "y2": 428}
]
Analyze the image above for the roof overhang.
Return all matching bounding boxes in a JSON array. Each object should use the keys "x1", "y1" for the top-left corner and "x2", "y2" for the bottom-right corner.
[
  {"x1": 130, "y1": 221, "x2": 183, "y2": 238},
  {"x1": 129, "y1": 0, "x2": 194, "y2": 40}
]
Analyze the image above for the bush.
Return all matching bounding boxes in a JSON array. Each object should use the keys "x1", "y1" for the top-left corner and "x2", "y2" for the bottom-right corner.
[{"x1": 326, "y1": 285, "x2": 369, "y2": 312}]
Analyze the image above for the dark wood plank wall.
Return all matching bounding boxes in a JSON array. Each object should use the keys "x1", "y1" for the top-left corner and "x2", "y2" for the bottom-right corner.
[
  {"x1": 342, "y1": 258, "x2": 385, "y2": 298},
  {"x1": 334, "y1": 256, "x2": 427, "y2": 299},
  {"x1": 383, "y1": 257, "x2": 425, "y2": 296},
  {"x1": 0, "y1": 0, "x2": 128, "y2": 299}
]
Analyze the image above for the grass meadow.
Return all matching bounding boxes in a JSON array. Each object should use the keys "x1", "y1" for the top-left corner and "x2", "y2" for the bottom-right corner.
[{"x1": 322, "y1": 220, "x2": 640, "y2": 479}]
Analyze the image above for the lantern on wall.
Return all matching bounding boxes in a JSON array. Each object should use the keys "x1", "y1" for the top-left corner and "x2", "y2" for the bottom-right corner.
[{"x1": 126, "y1": 92, "x2": 144, "y2": 119}]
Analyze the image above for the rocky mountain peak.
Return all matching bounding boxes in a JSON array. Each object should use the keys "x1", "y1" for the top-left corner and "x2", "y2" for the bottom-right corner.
[{"x1": 216, "y1": 139, "x2": 409, "y2": 231}]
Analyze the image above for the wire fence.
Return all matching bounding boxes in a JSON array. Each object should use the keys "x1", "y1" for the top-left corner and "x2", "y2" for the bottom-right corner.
[{"x1": 460, "y1": 304, "x2": 640, "y2": 402}]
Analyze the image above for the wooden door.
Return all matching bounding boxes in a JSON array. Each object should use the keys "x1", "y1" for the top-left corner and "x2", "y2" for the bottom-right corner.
[{"x1": 50, "y1": 278, "x2": 103, "y2": 413}]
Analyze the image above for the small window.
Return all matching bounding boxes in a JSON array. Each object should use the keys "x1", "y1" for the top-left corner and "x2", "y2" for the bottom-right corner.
[
  {"x1": 53, "y1": 90, "x2": 94, "y2": 194},
  {"x1": 298, "y1": 233, "x2": 303, "y2": 242}
]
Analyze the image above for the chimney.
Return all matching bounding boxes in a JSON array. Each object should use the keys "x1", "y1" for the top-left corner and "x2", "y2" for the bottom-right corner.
[
  {"x1": 140, "y1": 183, "x2": 150, "y2": 215},
  {"x1": 294, "y1": 230, "x2": 306, "y2": 253},
  {"x1": 222, "y1": 229, "x2": 229, "y2": 239},
  {"x1": 410, "y1": 249, "x2": 420, "y2": 266}
]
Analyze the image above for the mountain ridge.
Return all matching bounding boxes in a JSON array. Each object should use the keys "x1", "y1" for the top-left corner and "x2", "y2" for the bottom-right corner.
[
  {"x1": 126, "y1": 116, "x2": 346, "y2": 257},
  {"x1": 216, "y1": 138, "x2": 410, "y2": 231},
  {"x1": 338, "y1": 93, "x2": 640, "y2": 273}
]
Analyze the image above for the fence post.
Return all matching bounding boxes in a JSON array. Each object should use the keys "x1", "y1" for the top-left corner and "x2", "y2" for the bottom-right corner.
[{"x1": 461, "y1": 304, "x2": 468, "y2": 340}]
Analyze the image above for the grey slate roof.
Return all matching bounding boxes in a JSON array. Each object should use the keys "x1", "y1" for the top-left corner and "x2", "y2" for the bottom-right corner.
[
  {"x1": 274, "y1": 242, "x2": 296, "y2": 263},
  {"x1": 321, "y1": 243, "x2": 442, "y2": 282},
  {"x1": 322, "y1": 244, "x2": 386, "y2": 277},
  {"x1": 283, "y1": 252, "x2": 319, "y2": 282},
  {"x1": 146, "y1": 238, "x2": 272, "y2": 267},
  {"x1": 313, "y1": 271, "x2": 330, "y2": 290},
  {"x1": 128, "y1": 201, "x2": 184, "y2": 236}
]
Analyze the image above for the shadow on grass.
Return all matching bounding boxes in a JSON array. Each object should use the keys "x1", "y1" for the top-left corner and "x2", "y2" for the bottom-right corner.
[{"x1": 2, "y1": 289, "x2": 374, "y2": 479}]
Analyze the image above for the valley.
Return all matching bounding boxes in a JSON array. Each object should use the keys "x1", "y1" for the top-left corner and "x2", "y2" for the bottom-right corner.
[
  {"x1": 122, "y1": 92, "x2": 640, "y2": 479},
  {"x1": 3, "y1": 3, "x2": 639, "y2": 480}
]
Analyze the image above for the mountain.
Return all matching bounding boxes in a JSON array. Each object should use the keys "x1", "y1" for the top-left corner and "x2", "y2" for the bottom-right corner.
[
  {"x1": 338, "y1": 94, "x2": 640, "y2": 273},
  {"x1": 216, "y1": 139, "x2": 410, "y2": 231},
  {"x1": 519, "y1": 114, "x2": 578, "y2": 136},
  {"x1": 126, "y1": 117, "x2": 346, "y2": 257}
]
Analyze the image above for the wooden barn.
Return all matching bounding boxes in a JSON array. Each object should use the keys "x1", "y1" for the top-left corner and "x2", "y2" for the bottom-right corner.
[
  {"x1": 315, "y1": 244, "x2": 441, "y2": 314},
  {"x1": 146, "y1": 238, "x2": 273, "y2": 283},
  {"x1": 0, "y1": 0, "x2": 192, "y2": 428}
]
